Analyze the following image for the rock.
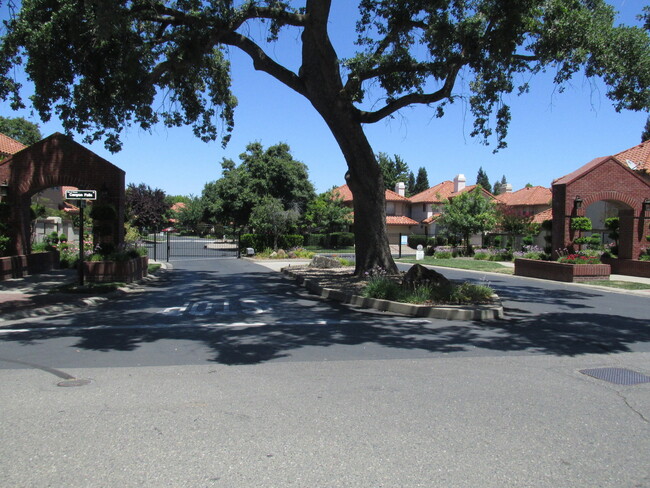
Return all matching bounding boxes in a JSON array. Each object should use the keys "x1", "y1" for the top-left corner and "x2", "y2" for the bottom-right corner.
[
  {"x1": 276, "y1": 249, "x2": 287, "y2": 258},
  {"x1": 310, "y1": 255, "x2": 341, "y2": 269},
  {"x1": 288, "y1": 251, "x2": 297, "y2": 259},
  {"x1": 402, "y1": 264, "x2": 451, "y2": 290}
]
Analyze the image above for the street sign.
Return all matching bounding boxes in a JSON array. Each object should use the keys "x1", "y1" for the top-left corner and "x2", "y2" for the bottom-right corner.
[{"x1": 65, "y1": 189, "x2": 97, "y2": 200}]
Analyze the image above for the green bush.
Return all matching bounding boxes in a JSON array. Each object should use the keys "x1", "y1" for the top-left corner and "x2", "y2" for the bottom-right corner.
[
  {"x1": 449, "y1": 282, "x2": 494, "y2": 304},
  {"x1": 362, "y1": 276, "x2": 402, "y2": 301},
  {"x1": 407, "y1": 235, "x2": 428, "y2": 249},
  {"x1": 570, "y1": 217, "x2": 592, "y2": 232},
  {"x1": 328, "y1": 232, "x2": 354, "y2": 248},
  {"x1": 0, "y1": 234, "x2": 9, "y2": 257},
  {"x1": 240, "y1": 233, "x2": 304, "y2": 251},
  {"x1": 307, "y1": 233, "x2": 327, "y2": 247},
  {"x1": 279, "y1": 234, "x2": 304, "y2": 249}
]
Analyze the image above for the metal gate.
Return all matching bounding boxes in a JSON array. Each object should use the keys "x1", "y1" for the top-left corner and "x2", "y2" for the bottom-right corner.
[{"x1": 143, "y1": 232, "x2": 240, "y2": 261}]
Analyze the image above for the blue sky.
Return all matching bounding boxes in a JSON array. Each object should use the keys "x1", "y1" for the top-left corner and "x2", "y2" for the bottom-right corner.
[{"x1": 1, "y1": 1, "x2": 647, "y2": 197}]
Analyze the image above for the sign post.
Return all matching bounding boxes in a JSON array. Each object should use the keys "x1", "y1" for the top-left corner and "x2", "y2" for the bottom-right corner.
[{"x1": 65, "y1": 190, "x2": 97, "y2": 286}]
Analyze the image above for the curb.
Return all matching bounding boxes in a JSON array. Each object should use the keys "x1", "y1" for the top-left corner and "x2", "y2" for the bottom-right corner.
[
  {"x1": 282, "y1": 267, "x2": 504, "y2": 321},
  {"x1": 0, "y1": 262, "x2": 173, "y2": 322}
]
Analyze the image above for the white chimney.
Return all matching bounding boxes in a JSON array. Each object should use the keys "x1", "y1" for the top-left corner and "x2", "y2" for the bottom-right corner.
[
  {"x1": 504, "y1": 183, "x2": 513, "y2": 193},
  {"x1": 395, "y1": 181, "x2": 406, "y2": 197},
  {"x1": 453, "y1": 174, "x2": 466, "y2": 193}
]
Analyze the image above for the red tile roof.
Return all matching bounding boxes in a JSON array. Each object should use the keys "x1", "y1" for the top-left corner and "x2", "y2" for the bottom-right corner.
[
  {"x1": 332, "y1": 184, "x2": 410, "y2": 202},
  {"x1": 410, "y1": 181, "x2": 486, "y2": 203},
  {"x1": 332, "y1": 184, "x2": 353, "y2": 202},
  {"x1": 386, "y1": 215, "x2": 419, "y2": 226},
  {"x1": 422, "y1": 213, "x2": 442, "y2": 224},
  {"x1": 532, "y1": 208, "x2": 553, "y2": 224},
  {"x1": 615, "y1": 140, "x2": 650, "y2": 173},
  {"x1": 553, "y1": 156, "x2": 611, "y2": 186},
  {"x1": 496, "y1": 186, "x2": 551, "y2": 206},
  {"x1": 0, "y1": 132, "x2": 26, "y2": 158}
]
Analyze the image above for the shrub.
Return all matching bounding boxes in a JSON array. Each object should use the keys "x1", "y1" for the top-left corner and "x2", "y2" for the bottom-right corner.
[
  {"x1": 473, "y1": 249, "x2": 491, "y2": 260},
  {"x1": 570, "y1": 217, "x2": 592, "y2": 231},
  {"x1": 362, "y1": 276, "x2": 402, "y2": 301},
  {"x1": 328, "y1": 232, "x2": 354, "y2": 248},
  {"x1": 0, "y1": 234, "x2": 9, "y2": 257},
  {"x1": 448, "y1": 282, "x2": 494, "y2": 304},
  {"x1": 407, "y1": 235, "x2": 428, "y2": 249},
  {"x1": 307, "y1": 233, "x2": 327, "y2": 247},
  {"x1": 433, "y1": 246, "x2": 453, "y2": 259},
  {"x1": 278, "y1": 234, "x2": 304, "y2": 249}
]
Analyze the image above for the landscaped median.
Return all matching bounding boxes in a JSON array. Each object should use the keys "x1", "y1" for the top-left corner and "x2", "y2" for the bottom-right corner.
[{"x1": 281, "y1": 266, "x2": 504, "y2": 321}]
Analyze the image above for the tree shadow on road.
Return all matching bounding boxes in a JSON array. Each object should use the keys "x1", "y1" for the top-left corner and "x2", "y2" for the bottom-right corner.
[{"x1": 1, "y1": 267, "x2": 648, "y2": 365}]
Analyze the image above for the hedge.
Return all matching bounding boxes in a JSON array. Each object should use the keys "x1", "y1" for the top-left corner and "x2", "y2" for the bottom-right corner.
[{"x1": 240, "y1": 234, "x2": 304, "y2": 251}]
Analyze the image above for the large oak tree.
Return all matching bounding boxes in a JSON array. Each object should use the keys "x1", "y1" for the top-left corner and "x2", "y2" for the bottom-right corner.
[{"x1": 1, "y1": 0, "x2": 648, "y2": 274}]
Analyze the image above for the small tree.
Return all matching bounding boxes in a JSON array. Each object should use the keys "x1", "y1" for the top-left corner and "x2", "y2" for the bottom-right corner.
[
  {"x1": 438, "y1": 188, "x2": 497, "y2": 255},
  {"x1": 249, "y1": 197, "x2": 299, "y2": 250},
  {"x1": 303, "y1": 189, "x2": 352, "y2": 235},
  {"x1": 176, "y1": 196, "x2": 205, "y2": 235},
  {"x1": 497, "y1": 204, "x2": 533, "y2": 249},
  {"x1": 125, "y1": 183, "x2": 169, "y2": 233}
]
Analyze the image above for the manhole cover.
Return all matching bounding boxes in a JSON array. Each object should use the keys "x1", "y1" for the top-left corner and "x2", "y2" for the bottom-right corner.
[
  {"x1": 579, "y1": 368, "x2": 650, "y2": 386},
  {"x1": 57, "y1": 378, "x2": 92, "y2": 387}
]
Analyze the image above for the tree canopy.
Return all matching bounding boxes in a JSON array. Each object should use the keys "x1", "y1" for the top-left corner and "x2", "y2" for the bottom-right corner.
[
  {"x1": 125, "y1": 183, "x2": 169, "y2": 232},
  {"x1": 202, "y1": 142, "x2": 315, "y2": 229},
  {"x1": 0, "y1": 116, "x2": 41, "y2": 145},
  {"x1": 1, "y1": 0, "x2": 648, "y2": 273},
  {"x1": 438, "y1": 187, "x2": 497, "y2": 254}
]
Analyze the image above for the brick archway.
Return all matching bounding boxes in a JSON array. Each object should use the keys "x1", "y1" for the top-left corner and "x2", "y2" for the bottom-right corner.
[
  {"x1": 552, "y1": 156, "x2": 650, "y2": 260},
  {"x1": 0, "y1": 133, "x2": 125, "y2": 255}
]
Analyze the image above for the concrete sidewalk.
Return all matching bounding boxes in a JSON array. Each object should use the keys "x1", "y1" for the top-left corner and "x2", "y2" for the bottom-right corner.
[{"x1": 0, "y1": 262, "x2": 170, "y2": 321}]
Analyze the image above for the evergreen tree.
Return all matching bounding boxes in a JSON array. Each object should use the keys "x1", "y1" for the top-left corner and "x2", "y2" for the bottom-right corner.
[
  {"x1": 413, "y1": 167, "x2": 430, "y2": 194},
  {"x1": 406, "y1": 171, "x2": 416, "y2": 197},
  {"x1": 377, "y1": 153, "x2": 410, "y2": 191},
  {"x1": 642, "y1": 116, "x2": 650, "y2": 142},
  {"x1": 494, "y1": 175, "x2": 508, "y2": 195},
  {"x1": 475, "y1": 167, "x2": 492, "y2": 193}
]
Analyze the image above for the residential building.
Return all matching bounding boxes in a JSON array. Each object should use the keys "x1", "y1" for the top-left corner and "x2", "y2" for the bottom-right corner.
[{"x1": 333, "y1": 183, "x2": 419, "y2": 243}]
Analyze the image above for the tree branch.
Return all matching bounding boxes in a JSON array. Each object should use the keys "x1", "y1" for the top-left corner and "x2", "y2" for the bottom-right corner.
[
  {"x1": 357, "y1": 64, "x2": 461, "y2": 124},
  {"x1": 220, "y1": 32, "x2": 306, "y2": 96}
]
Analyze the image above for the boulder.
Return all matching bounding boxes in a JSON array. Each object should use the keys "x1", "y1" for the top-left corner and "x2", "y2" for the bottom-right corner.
[
  {"x1": 402, "y1": 264, "x2": 451, "y2": 290},
  {"x1": 310, "y1": 255, "x2": 341, "y2": 269}
]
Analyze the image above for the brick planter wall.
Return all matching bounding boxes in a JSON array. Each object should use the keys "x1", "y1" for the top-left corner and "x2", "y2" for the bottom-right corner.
[
  {"x1": 514, "y1": 258, "x2": 610, "y2": 283},
  {"x1": 601, "y1": 257, "x2": 650, "y2": 278},
  {"x1": 84, "y1": 256, "x2": 148, "y2": 283},
  {"x1": 0, "y1": 251, "x2": 60, "y2": 281}
]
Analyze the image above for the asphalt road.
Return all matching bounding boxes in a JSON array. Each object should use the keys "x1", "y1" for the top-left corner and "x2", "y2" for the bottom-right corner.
[
  {"x1": 0, "y1": 257, "x2": 649, "y2": 367},
  {"x1": 1, "y1": 257, "x2": 649, "y2": 487}
]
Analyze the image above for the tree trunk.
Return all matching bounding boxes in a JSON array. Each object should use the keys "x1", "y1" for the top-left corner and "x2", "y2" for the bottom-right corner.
[
  {"x1": 299, "y1": 0, "x2": 397, "y2": 275},
  {"x1": 317, "y1": 109, "x2": 397, "y2": 275}
]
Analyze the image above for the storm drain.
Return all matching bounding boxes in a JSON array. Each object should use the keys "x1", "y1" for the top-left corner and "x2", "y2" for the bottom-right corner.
[{"x1": 580, "y1": 368, "x2": 650, "y2": 386}]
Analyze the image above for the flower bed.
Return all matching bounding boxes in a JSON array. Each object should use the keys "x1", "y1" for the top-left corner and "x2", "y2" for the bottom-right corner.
[
  {"x1": 83, "y1": 256, "x2": 148, "y2": 283},
  {"x1": 514, "y1": 258, "x2": 610, "y2": 283},
  {"x1": 0, "y1": 251, "x2": 60, "y2": 281}
]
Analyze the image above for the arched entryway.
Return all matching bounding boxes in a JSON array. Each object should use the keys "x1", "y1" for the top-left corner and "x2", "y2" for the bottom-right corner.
[
  {"x1": 0, "y1": 133, "x2": 125, "y2": 255},
  {"x1": 552, "y1": 156, "x2": 650, "y2": 260}
]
